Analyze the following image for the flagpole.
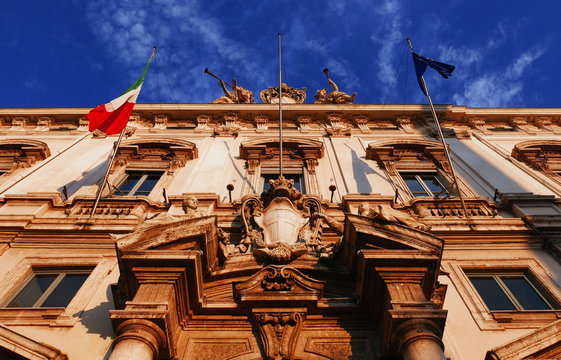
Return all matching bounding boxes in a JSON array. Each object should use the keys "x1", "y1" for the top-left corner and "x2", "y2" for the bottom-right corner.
[
  {"x1": 90, "y1": 128, "x2": 126, "y2": 216},
  {"x1": 406, "y1": 38, "x2": 470, "y2": 220},
  {"x1": 278, "y1": 33, "x2": 283, "y2": 177},
  {"x1": 90, "y1": 46, "x2": 157, "y2": 217}
]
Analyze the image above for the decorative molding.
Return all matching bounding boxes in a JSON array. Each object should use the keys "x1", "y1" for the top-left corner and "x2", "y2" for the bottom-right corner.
[
  {"x1": 10, "y1": 116, "x2": 27, "y2": 131},
  {"x1": 253, "y1": 311, "x2": 305, "y2": 360},
  {"x1": 353, "y1": 115, "x2": 370, "y2": 132},
  {"x1": 395, "y1": 115, "x2": 413, "y2": 132},
  {"x1": 195, "y1": 114, "x2": 210, "y2": 132},
  {"x1": 0, "y1": 139, "x2": 51, "y2": 172},
  {"x1": 153, "y1": 114, "x2": 168, "y2": 129},
  {"x1": 325, "y1": 112, "x2": 351, "y2": 137},
  {"x1": 254, "y1": 115, "x2": 269, "y2": 132},
  {"x1": 214, "y1": 112, "x2": 240, "y2": 137},
  {"x1": 35, "y1": 116, "x2": 52, "y2": 131},
  {"x1": 510, "y1": 116, "x2": 536, "y2": 135},
  {"x1": 296, "y1": 115, "x2": 311, "y2": 132},
  {"x1": 111, "y1": 137, "x2": 198, "y2": 175},
  {"x1": 78, "y1": 117, "x2": 89, "y2": 131},
  {"x1": 467, "y1": 117, "x2": 490, "y2": 134}
]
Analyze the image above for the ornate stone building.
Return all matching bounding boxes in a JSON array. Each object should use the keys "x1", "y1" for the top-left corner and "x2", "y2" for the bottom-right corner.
[{"x1": 1, "y1": 99, "x2": 561, "y2": 359}]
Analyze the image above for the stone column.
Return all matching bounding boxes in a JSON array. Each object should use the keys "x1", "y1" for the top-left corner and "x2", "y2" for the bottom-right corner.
[
  {"x1": 396, "y1": 319, "x2": 446, "y2": 360},
  {"x1": 109, "y1": 319, "x2": 166, "y2": 360}
]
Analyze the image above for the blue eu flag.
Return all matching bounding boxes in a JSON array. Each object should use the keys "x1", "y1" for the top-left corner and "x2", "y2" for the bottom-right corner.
[{"x1": 412, "y1": 52, "x2": 455, "y2": 96}]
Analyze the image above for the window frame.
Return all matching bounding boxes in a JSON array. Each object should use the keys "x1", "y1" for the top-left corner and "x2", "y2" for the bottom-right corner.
[
  {"x1": 4, "y1": 268, "x2": 92, "y2": 309},
  {"x1": 260, "y1": 168, "x2": 306, "y2": 194},
  {"x1": 399, "y1": 171, "x2": 451, "y2": 198},
  {"x1": 467, "y1": 272, "x2": 557, "y2": 311},
  {"x1": 445, "y1": 258, "x2": 561, "y2": 330},
  {"x1": 239, "y1": 138, "x2": 324, "y2": 196},
  {"x1": 0, "y1": 256, "x2": 113, "y2": 327},
  {"x1": 112, "y1": 169, "x2": 165, "y2": 197}
]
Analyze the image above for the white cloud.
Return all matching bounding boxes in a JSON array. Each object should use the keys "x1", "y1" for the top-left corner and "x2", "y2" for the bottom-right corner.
[
  {"x1": 452, "y1": 46, "x2": 546, "y2": 107},
  {"x1": 85, "y1": 0, "x2": 267, "y2": 103},
  {"x1": 369, "y1": 0, "x2": 403, "y2": 88}
]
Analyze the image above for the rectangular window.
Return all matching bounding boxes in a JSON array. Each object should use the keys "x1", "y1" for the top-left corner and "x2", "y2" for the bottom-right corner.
[
  {"x1": 468, "y1": 273, "x2": 558, "y2": 311},
  {"x1": 400, "y1": 172, "x2": 450, "y2": 198},
  {"x1": 113, "y1": 170, "x2": 163, "y2": 196},
  {"x1": 5, "y1": 269, "x2": 91, "y2": 308},
  {"x1": 261, "y1": 172, "x2": 305, "y2": 194}
]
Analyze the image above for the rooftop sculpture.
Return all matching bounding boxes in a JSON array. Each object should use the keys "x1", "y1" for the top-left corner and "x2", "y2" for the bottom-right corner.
[
  {"x1": 260, "y1": 83, "x2": 306, "y2": 104},
  {"x1": 314, "y1": 68, "x2": 357, "y2": 104}
]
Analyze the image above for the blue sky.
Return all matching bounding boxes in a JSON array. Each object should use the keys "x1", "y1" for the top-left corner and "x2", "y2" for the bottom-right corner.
[{"x1": 2, "y1": 0, "x2": 559, "y2": 108}]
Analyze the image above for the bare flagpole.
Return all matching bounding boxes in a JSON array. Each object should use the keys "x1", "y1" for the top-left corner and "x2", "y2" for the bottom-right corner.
[
  {"x1": 90, "y1": 129, "x2": 126, "y2": 216},
  {"x1": 90, "y1": 46, "x2": 157, "y2": 217},
  {"x1": 406, "y1": 38, "x2": 470, "y2": 220},
  {"x1": 278, "y1": 33, "x2": 283, "y2": 178}
]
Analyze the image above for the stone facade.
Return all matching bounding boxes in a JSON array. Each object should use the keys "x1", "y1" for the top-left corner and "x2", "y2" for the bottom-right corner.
[{"x1": 0, "y1": 104, "x2": 560, "y2": 359}]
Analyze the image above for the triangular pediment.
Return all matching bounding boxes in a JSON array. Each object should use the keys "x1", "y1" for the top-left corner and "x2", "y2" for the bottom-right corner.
[
  {"x1": 344, "y1": 214, "x2": 443, "y2": 254},
  {"x1": 117, "y1": 215, "x2": 217, "y2": 251},
  {"x1": 485, "y1": 320, "x2": 561, "y2": 360},
  {"x1": 0, "y1": 324, "x2": 68, "y2": 360},
  {"x1": 116, "y1": 215, "x2": 219, "y2": 275}
]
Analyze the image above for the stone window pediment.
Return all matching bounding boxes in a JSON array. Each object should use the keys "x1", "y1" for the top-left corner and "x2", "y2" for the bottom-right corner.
[
  {"x1": 0, "y1": 139, "x2": 50, "y2": 173},
  {"x1": 239, "y1": 138, "x2": 324, "y2": 195},
  {"x1": 240, "y1": 137, "x2": 323, "y2": 168},
  {"x1": 366, "y1": 140, "x2": 475, "y2": 203},
  {"x1": 113, "y1": 138, "x2": 198, "y2": 174},
  {"x1": 512, "y1": 140, "x2": 561, "y2": 172},
  {"x1": 101, "y1": 138, "x2": 198, "y2": 201}
]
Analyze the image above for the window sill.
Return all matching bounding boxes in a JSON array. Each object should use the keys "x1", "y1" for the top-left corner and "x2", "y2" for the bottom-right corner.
[
  {"x1": 0, "y1": 307, "x2": 75, "y2": 327},
  {"x1": 491, "y1": 310, "x2": 561, "y2": 324}
]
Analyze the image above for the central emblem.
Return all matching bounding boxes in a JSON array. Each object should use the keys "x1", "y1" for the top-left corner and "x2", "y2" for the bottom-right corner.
[
  {"x1": 254, "y1": 197, "x2": 308, "y2": 246},
  {"x1": 240, "y1": 176, "x2": 331, "y2": 263}
]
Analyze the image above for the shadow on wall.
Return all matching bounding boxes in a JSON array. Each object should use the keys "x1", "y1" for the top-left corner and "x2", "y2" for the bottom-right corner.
[
  {"x1": 448, "y1": 138, "x2": 546, "y2": 197},
  {"x1": 347, "y1": 144, "x2": 378, "y2": 194},
  {"x1": 57, "y1": 156, "x2": 109, "y2": 199},
  {"x1": 224, "y1": 141, "x2": 255, "y2": 196},
  {"x1": 74, "y1": 285, "x2": 116, "y2": 359}
]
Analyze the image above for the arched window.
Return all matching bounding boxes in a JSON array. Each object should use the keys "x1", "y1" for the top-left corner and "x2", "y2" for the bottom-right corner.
[
  {"x1": 0, "y1": 139, "x2": 50, "y2": 177},
  {"x1": 366, "y1": 139, "x2": 475, "y2": 203},
  {"x1": 239, "y1": 138, "x2": 324, "y2": 195},
  {"x1": 512, "y1": 140, "x2": 561, "y2": 182},
  {"x1": 105, "y1": 138, "x2": 198, "y2": 199}
]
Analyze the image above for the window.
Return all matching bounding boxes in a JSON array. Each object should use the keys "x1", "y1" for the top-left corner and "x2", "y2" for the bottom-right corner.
[
  {"x1": 400, "y1": 172, "x2": 450, "y2": 198},
  {"x1": 5, "y1": 269, "x2": 91, "y2": 308},
  {"x1": 261, "y1": 172, "x2": 305, "y2": 194},
  {"x1": 113, "y1": 170, "x2": 164, "y2": 196},
  {"x1": 239, "y1": 138, "x2": 323, "y2": 196},
  {"x1": 468, "y1": 273, "x2": 558, "y2": 311}
]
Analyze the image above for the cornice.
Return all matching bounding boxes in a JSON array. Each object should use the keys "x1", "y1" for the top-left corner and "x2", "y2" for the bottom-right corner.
[{"x1": 0, "y1": 104, "x2": 560, "y2": 137}]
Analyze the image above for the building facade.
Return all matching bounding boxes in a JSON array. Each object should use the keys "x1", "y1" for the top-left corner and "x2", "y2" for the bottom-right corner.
[{"x1": 0, "y1": 98, "x2": 561, "y2": 359}]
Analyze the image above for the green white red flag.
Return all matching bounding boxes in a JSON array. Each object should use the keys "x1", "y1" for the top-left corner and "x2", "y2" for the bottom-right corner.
[{"x1": 86, "y1": 50, "x2": 154, "y2": 135}]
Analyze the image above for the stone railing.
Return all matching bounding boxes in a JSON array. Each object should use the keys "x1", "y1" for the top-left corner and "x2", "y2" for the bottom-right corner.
[
  {"x1": 67, "y1": 198, "x2": 149, "y2": 217},
  {"x1": 411, "y1": 198, "x2": 497, "y2": 218}
]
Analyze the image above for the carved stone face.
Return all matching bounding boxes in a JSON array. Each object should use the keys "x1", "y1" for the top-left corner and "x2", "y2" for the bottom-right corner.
[
  {"x1": 316, "y1": 89, "x2": 327, "y2": 100},
  {"x1": 358, "y1": 202, "x2": 371, "y2": 216},
  {"x1": 183, "y1": 197, "x2": 198, "y2": 211}
]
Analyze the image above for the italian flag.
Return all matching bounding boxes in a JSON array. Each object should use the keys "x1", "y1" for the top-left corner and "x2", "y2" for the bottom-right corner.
[{"x1": 86, "y1": 49, "x2": 155, "y2": 135}]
